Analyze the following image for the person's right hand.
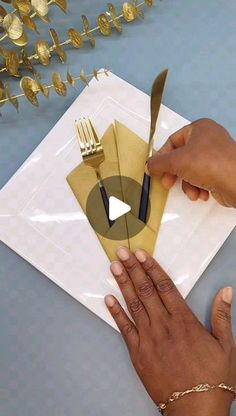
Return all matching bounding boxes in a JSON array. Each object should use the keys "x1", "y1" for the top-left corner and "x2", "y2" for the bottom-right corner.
[{"x1": 147, "y1": 118, "x2": 236, "y2": 207}]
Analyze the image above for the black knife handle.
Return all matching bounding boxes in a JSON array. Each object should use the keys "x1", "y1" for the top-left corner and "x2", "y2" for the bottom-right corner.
[
  {"x1": 139, "y1": 172, "x2": 151, "y2": 223},
  {"x1": 99, "y1": 185, "x2": 115, "y2": 227}
]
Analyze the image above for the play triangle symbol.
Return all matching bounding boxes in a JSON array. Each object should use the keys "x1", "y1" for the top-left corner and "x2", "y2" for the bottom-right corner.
[{"x1": 109, "y1": 196, "x2": 131, "y2": 221}]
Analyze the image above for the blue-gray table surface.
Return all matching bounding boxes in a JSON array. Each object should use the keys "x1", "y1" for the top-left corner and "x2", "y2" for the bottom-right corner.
[{"x1": 0, "y1": 0, "x2": 236, "y2": 415}]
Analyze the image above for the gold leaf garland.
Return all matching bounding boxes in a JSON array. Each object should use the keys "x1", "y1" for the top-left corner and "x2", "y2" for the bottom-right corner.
[
  {"x1": 0, "y1": 0, "x2": 68, "y2": 44},
  {"x1": 0, "y1": 68, "x2": 110, "y2": 112},
  {"x1": 0, "y1": 0, "x2": 153, "y2": 76}
]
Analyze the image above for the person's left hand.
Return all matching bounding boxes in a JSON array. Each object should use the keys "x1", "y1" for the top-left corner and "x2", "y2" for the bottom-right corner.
[{"x1": 105, "y1": 247, "x2": 236, "y2": 416}]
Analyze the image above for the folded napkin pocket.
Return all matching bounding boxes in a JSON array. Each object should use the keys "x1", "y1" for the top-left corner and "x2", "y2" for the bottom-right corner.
[{"x1": 67, "y1": 121, "x2": 168, "y2": 261}]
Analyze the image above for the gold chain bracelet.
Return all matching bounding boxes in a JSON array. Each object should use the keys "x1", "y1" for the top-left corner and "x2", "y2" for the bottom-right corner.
[{"x1": 158, "y1": 383, "x2": 236, "y2": 414}]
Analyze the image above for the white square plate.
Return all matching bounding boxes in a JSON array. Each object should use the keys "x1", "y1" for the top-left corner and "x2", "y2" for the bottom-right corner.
[{"x1": 0, "y1": 71, "x2": 235, "y2": 330}]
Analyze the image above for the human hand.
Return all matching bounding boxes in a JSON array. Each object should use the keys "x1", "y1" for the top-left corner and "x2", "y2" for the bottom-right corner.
[
  {"x1": 105, "y1": 247, "x2": 236, "y2": 415},
  {"x1": 147, "y1": 118, "x2": 236, "y2": 207}
]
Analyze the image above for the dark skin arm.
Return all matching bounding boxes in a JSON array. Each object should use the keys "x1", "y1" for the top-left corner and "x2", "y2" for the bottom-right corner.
[{"x1": 105, "y1": 247, "x2": 236, "y2": 415}]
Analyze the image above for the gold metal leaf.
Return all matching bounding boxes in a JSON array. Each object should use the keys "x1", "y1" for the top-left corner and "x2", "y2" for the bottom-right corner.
[
  {"x1": 0, "y1": 46, "x2": 5, "y2": 56},
  {"x1": 13, "y1": 0, "x2": 31, "y2": 16},
  {"x1": 52, "y1": 71, "x2": 67, "y2": 96},
  {"x1": 122, "y1": 3, "x2": 137, "y2": 22},
  {"x1": 107, "y1": 3, "x2": 122, "y2": 33},
  {"x1": 49, "y1": 27, "x2": 60, "y2": 46},
  {"x1": 133, "y1": 0, "x2": 144, "y2": 19},
  {"x1": 98, "y1": 13, "x2": 112, "y2": 36},
  {"x1": 145, "y1": 0, "x2": 153, "y2": 6},
  {"x1": 0, "y1": 5, "x2": 7, "y2": 21},
  {"x1": 82, "y1": 15, "x2": 95, "y2": 47},
  {"x1": 52, "y1": 0, "x2": 67, "y2": 13},
  {"x1": 35, "y1": 73, "x2": 49, "y2": 97},
  {"x1": 3, "y1": 13, "x2": 23, "y2": 40},
  {"x1": 22, "y1": 54, "x2": 35, "y2": 72},
  {"x1": 67, "y1": 71, "x2": 76, "y2": 89},
  {"x1": 5, "y1": 83, "x2": 19, "y2": 112},
  {"x1": 79, "y1": 68, "x2": 88, "y2": 86},
  {"x1": 104, "y1": 67, "x2": 110, "y2": 76},
  {"x1": 20, "y1": 76, "x2": 39, "y2": 106},
  {"x1": 31, "y1": 0, "x2": 48, "y2": 17},
  {"x1": 68, "y1": 28, "x2": 83, "y2": 48},
  {"x1": 5, "y1": 50, "x2": 20, "y2": 76},
  {"x1": 0, "y1": 80, "x2": 6, "y2": 107},
  {"x1": 36, "y1": 39, "x2": 51, "y2": 65},
  {"x1": 49, "y1": 30, "x2": 66, "y2": 62},
  {"x1": 93, "y1": 68, "x2": 98, "y2": 81},
  {"x1": 12, "y1": 31, "x2": 28, "y2": 46},
  {"x1": 55, "y1": 45, "x2": 66, "y2": 63},
  {"x1": 22, "y1": 15, "x2": 38, "y2": 32}
]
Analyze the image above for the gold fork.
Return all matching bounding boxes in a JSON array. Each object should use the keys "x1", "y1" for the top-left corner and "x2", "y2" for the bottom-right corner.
[{"x1": 75, "y1": 117, "x2": 114, "y2": 227}]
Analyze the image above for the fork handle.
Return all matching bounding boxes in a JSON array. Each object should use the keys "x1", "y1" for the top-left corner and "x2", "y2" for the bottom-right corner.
[
  {"x1": 99, "y1": 184, "x2": 115, "y2": 228},
  {"x1": 138, "y1": 172, "x2": 151, "y2": 223}
]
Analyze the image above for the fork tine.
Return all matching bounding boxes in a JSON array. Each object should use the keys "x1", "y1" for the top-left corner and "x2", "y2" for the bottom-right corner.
[
  {"x1": 76, "y1": 121, "x2": 87, "y2": 154},
  {"x1": 81, "y1": 118, "x2": 93, "y2": 153},
  {"x1": 85, "y1": 118, "x2": 97, "y2": 150},
  {"x1": 88, "y1": 118, "x2": 100, "y2": 145}
]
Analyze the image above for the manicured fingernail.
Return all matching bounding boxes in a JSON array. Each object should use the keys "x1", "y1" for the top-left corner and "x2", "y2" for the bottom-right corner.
[
  {"x1": 105, "y1": 295, "x2": 116, "y2": 307},
  {"x1": 110, "y1": 261, "x2": 123, "y2": 275},
  {"x1": 222, "y1": 287, "x2": 233, "y2": 304},
  {"x1": 116, "y1": 246, "x2": 130, "y2": 261},
  {"x1": 135, "y1": 249, "x2": 147, "y2": 263}
]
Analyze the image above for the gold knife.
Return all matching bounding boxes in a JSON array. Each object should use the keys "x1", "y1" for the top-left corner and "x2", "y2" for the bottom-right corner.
[{"x1": 138, "y1": 69, "x2": 169, "y2": 223}]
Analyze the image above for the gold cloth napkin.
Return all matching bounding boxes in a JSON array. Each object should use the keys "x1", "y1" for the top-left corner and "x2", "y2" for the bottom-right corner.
[{"x1": 67, "y1": 121, "x2": 168, "y2": 261}]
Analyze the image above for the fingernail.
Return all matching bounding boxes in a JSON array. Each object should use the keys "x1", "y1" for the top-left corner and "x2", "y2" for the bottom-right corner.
[
  {"x1": 116, "y1": 246, "x2": 130, "y2": 261},
  {"x1": 105, "y1": 295, "x2": 116, "y2": 307},
  {"x1": 135, "y1": 249, "x2": 147, "y2": 263},
  {"x1": 222, "y1": 287, "x2": 233, "y2": 304},
  {"x1": 110, "y1": 261, "x2": 123, "y2": 276}
]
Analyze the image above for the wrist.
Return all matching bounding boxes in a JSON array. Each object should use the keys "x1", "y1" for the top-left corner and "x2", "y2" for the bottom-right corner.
[
  {"x1": 217, "y1": 140, "x2": 236, "y2": 208},
  {"x1": 165, "y1": 389, "x2": 233, "y2": 416}
]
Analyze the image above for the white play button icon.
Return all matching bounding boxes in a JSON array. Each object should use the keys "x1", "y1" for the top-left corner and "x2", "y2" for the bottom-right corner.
[{"x1": 109, "y1": 196, "x2": 131, "y2": 221}]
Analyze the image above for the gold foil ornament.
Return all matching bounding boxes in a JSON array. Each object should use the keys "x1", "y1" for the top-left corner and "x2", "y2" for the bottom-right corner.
[
  {"x1": 12, "y1": 31, "x2": 28, "y2": 45},
  {"x1": 3, "y1": 13, "x2": 23, "y2": 39},
  {"x1": 52, "y1": 0, "x2": 67, "y2": 13},
  {"x1": 122, "y1": 2, "x2": 137, "y2": 22},
  {"x1": 68, "y1": 28, "x2": 83, "y2": 48},
  {"x1": 31, "y1": 0, "x2": 49, "y2": 17},
  {"x1": 82, "y1": 15, "x2": 95, "y2": 47},
  {"x1": 5, "y1": 82, "x2": 19, "y2": 111},
  {"x1": 20, "y1": 76, "x2": 39, "y2": 106},
  {"x1": 0, "y1": 80, "x2": 6, "y2": 107},
  {"x1": 13, "y1": 0, "x2": 31, "y2": 16},
  {"x1": 0, "y1": 5, "x2": 7, "y2": 21},
  {"x1": 98, "y1": 13, "x2": 112, "y2": 36},
  {"x1": 52, "y1": 71, "x2": 67, "y2": 95},
  {"x1": 0, "y1": 69, "x2": 111, "y2": 113},
  {"x1": 67, "y1": 71, "x2": 76, "y2": 89},
  {"x1": 5, "y1": 49, "x2": 20, "y2": 76},
  {"x1": 36, "y1": 39, "x2": 51, "y2": 65},
  {"x1": 49, "y1": 28, "x2": 66, "y2": 62},
  {"x1": 22, "y1": 15, "x2": 38, "y2": 32},
  {"x1": 145, "y1": 0, "x2": 153, "y2": 6},
  {"x1": 107, "y1": 3, "x2": 123, "y2": 33}
]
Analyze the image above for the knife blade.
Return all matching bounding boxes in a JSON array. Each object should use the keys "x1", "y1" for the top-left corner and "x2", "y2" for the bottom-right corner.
[{"x1": 138, "y1": 69, "x2": 169, "y2": 223}]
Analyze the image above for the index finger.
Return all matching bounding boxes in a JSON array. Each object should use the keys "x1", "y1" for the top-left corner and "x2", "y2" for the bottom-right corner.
[
  {"x1": 158, "y1": 124, "x2": 191, "y2": 155},
  {"x1": 134, "y1": 249, "x2": 189, "y2": 315}
]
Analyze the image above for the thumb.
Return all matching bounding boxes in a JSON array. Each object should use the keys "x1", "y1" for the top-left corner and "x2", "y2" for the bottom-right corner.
[
  {"x1": 147, "y1": 147, "x2": 188, "y2": 177},
  {"x1": 211, "y1": 286, "x2": 234, "y2": 348}
]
